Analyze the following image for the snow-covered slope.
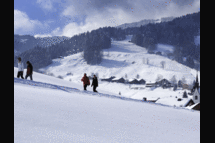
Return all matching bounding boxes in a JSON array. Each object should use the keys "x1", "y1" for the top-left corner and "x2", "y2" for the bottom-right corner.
[
  {"x1": 14, "y1": 68, "x2": 200, "y2": 143},
  {"x1": 38, "y1": 35, "x2": 200, "y2": 103},
  {"x1": 14, "y1": 67, "x2": 117, "y2": 96}
]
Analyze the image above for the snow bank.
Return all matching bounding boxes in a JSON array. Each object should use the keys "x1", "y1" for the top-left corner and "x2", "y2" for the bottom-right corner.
[{"x1": 14, "y1": 70, "x2": 200, "y2": 143}]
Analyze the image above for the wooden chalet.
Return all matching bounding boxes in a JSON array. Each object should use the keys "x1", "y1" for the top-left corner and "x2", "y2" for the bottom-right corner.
[
  {"x1": 128, "y1": 79, "x2": 140, "y2": 84},
  {"x1": 112, "y1": 77, "x2": 125, "y2": 83},
  {"x1": 138, "y1": 79, "x2": 146, "y2": 84},
  {"x1": 191, "y1": 103, "x2": 200, "y2": 111},
  {"x1": 145, "y1": 83, "x2": 156, "y2": 87},
  {"x1": 184, "y1": 99, "x2": 195, "y2": 107},
  {"x1": 186, "y1": 102, "x2": 200, "y2": 111},
  {"x1": 101, "y1": 76, "x2": 116, "y2": 82},
  {"x1": 182, "y1": 84, "x2": 189, "y2": 90},
  {"x1": 155, "y1": 79, "x2": 172, "y2": 88}
]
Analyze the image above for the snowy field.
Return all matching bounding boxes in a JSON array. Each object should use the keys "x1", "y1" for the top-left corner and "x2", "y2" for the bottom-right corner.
[
  {"x1": 38, "y1": 35, "x2": 200, "y2": 105},
  {"x1": 14, "y1": 67, "x2": 200, "y2": 143}
]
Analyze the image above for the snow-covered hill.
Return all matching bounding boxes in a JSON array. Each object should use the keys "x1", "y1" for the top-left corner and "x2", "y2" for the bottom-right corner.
[
  {"x1": 116, "y1": 16, "x2": 175, "y2": 29},
  {"x1": 38, "y1": 35, "x2": 200, "y2": 103},
  {"x1": 14, "y1": 67, "x2": 200, "y2": 143}
]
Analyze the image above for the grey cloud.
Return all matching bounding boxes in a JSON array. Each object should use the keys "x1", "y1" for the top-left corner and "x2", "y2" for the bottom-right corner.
[
  {"x1": 59, "y1": 0, "x2": 199, "y2": 18},
  {"x1": 42, "y1": 0, "x2": 200, "y2": 37}
]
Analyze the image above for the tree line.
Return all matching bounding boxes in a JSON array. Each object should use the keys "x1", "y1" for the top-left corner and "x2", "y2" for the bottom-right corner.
[{"x1": 129, "y1": 12, "x2": 200, "y2": 69}]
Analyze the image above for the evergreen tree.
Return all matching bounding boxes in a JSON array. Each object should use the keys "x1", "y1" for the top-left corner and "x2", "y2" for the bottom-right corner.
[{"x1": 183, "y1": 91, "x2": 188, "y2": 98}]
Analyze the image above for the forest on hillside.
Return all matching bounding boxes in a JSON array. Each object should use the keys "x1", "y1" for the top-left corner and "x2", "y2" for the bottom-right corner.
[
  {"x1": 14, "y1": 12, "x2": 200, "y2": 71},
  {"x1": 130, "y1": 12, "x2": 200, "y2": 69}
]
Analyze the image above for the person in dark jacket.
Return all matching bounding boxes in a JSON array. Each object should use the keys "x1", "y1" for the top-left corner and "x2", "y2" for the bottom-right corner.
[
  {"x1": 91, "y1": 75, "x2": 98, "y2": 92},
  {"x1": 25, "y1": 61, "x2": 33, "y2": 80},
  {"x1": 81, "y1": 73, "x2": 90, "y2": 90}
]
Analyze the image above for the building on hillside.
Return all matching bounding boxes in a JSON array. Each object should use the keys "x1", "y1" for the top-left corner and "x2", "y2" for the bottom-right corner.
[
  {"x1": 138, "y1": 79, "x2": 146, "y2": 84},
  {"x1": 193, "y1": 88, "x2": 200, "y2": 104},
  {"x1": 182, "y1": 84, "x2": 189, "y2": 90},
  {"x1": 112, "y1": 77, "x2": 125, "y2": 83},
  {"x1": 191, "y1": 103, "x2": 200, "y2": 111},
  {"x1": 186, "y1": 102, "x2": 200, "y2": 111},
  {"x1": 128, "y1": 79, "x2": 140, "y2": 84},
  {"x1": 184, "y1": 99, "x2": 195, "y2": 107},
  {"x1": 191, "y1": 73, "x2": 200, "y2": 94},
  {"x1": 155, "y1": 97, "x2": 194, "y2": 108},
  {"x1": 101, "y1": 76, "x2": 116, "y2": 82},
  {"x1": 155, "y1": 79, "x2": 172, "y2": 88},
  {"x1": 145, "y1": 83, "x2": 156, "y2": 87},
  {"x1": 189, "y1": 72, "x2": 200, "y2": 104}
]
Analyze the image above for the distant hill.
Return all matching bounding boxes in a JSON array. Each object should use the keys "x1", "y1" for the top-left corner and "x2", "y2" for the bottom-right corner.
[
  {"x1": 116, "y1": 16, "x2": 175, "y2": 29},
  {"x1": 14, "y1": 34, "x2": 70, "y2": 55}
]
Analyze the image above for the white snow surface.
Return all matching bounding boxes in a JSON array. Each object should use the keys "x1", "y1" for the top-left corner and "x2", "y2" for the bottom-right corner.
[{"x1": 14, "y1": 67, "x2": 200, "y2": 143}]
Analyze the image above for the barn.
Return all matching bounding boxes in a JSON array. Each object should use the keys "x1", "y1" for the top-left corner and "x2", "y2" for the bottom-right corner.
[
  {"x1": 128, "y1": 79, "x2": 140, "y2": 84},
  {"x1": 112, "y1": 77, "x2": 125, "y2": 83},
  {"x1": 101, "y1": 76, "x2": 116, "y2": 82},
  {"x1": 138, "y1": 79, "x2": 146, "y2": 84}
]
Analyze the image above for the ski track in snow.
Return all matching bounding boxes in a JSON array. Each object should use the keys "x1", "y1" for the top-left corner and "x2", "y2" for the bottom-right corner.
[{"x1": 14, "y1": 77, "x2": 199, "y2": 113}]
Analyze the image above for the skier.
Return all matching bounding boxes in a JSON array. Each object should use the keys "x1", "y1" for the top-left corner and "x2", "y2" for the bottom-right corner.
[
  {"x1": 81, "y1": 73, "x2": 90, "y2": 90},
  {"x1": 17, "y1": 57, "x2": 24, "y2": 79},
  {"x1": 91, "y1": 75, "x2": 98, "y2": 92},
  {"x1": 25, "y1": 61, "x2": 33, "y2": 80}
]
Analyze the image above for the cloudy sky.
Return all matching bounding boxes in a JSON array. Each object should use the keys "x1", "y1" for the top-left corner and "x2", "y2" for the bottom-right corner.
[{"x1": 14, "y1": 0, "x2": 200, "y2": 38}]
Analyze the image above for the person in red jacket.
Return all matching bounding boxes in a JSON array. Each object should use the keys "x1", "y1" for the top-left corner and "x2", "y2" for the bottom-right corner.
[{"x1": 81, "y1": 73, "x2": 90, "y2": 90}]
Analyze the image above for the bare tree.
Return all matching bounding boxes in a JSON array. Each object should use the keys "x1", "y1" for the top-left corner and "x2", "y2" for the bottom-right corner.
[
  {"x1": 156, "y1": 74, "x2": 163, "y2": 82},
  {"x1": 170, "y1": 75, "x2": 177, "y2": 85},
  {"x1": 95, "y1": 72, "x2": 99, "y2": 78},
  {"x1": 160, "y1": 61, "x2": 166, "y2": 69},
  {"x1": 136, "y1": 74, "x2": 140, "y2": 79},
  {"x1": 142, "y1": 58, "x2": 145, "y2": 64},
  {"x1": 181, "y1": 76, "x2": 187, "y2": 84},
  {"x1": 125, "y1": 73, "x2": 128, "y2": 79},
  {"x1": 146, "y1": 58, "x2": 149, "y2": 65}
]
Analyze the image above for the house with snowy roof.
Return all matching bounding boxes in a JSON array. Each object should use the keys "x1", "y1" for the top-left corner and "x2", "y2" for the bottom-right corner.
[
  {"x1": 186, "y1": 102, "x2": 200, "y2": 111},
  {"x1": 101, "y1": 76, "x2": 116, "y2": 82},
  {"x1": 112, "y1": 77, "x2": 125, "y2": 83},
  {"x1": 128, "y1": 78, "x2": 140, "y2": 84},
  {"x1": 155, "y1": 79, "x2": 172, "y2": 88},
  {"x1": 155, "y1": 97, "x2": 194, "y2": 108},
  {"x1": 138, "y1": 79, "x2": 146, "y2": 84}
]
